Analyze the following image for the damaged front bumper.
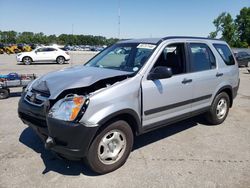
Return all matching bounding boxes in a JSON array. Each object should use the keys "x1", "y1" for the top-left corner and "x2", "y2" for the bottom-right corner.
[{"x1": 18, "y1": 93, "x2": 99, "y2": 160}]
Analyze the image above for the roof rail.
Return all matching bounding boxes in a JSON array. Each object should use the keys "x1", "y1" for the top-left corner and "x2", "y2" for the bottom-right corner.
[{"x1": 161, "y1": 36, "x2": 223, "y2": 42}]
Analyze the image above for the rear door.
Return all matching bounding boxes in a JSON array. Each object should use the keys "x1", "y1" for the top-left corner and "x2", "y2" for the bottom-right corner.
[
  {"x1": 186, "y1": 42, "x2": 219, "y2": 111},
  {"x1": 43, "y1": 47, "x2": 58, "y2": 61},
  {"x1": 141, "y1": 42, "x2": 194, "y2": 129}
]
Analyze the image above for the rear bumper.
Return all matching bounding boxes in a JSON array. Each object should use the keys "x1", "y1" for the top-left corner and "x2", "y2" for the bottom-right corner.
[{"x1": 18, "y1": 93, "x2": 99, "y2": 160}]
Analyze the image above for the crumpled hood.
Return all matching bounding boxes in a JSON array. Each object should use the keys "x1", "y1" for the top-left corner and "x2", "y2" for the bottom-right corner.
[{"x1": 32, "y1": 65, "x2": 131, "y2": 99}]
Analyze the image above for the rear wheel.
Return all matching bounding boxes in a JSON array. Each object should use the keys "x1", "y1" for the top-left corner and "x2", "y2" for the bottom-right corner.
[
  {"x1": 22, "y1": 56, "x2": 32, "y2": 65},
  {"x1": 0, "y1": 89, "x2": 10, "y2": 99},
  {"x1": 86, "y1": 120, "x2": 133, "y2": 174},
  {"x1": 56, "y1": 56, "x2": 65, "y2": 64},
  {"x1": 205, "y1": 92, "x2": 230, "y2": 125}
]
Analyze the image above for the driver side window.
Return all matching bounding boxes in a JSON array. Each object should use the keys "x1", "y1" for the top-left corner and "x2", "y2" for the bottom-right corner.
[{"x1": 152, "y1": 43, "x2": 186, "y2": 75}]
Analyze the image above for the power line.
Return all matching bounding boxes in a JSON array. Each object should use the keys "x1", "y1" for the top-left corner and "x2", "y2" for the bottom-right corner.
[{"x1": 71, "y1": 24, "x2": 74, "y2": 67}]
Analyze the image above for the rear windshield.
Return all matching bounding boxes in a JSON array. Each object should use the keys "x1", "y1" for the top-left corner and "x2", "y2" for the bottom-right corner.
[{"x1": 213, "y1": 44, "x2": 235, "y2": 65}]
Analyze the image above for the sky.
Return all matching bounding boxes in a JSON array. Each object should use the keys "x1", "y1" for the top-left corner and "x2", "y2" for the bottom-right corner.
[{"x1": 0, "y1": 0, "x2": 249, "y2": 39}]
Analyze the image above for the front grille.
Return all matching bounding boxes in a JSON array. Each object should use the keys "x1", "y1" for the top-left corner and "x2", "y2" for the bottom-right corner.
[
  {"x1": 31, "y1": 89, "x2": 50, "y2": 98},
  {"x1": 25, "y1": 89, "x2": 50, "y2": 106},
  {"x1": 26, "y1": 94, "x2": 44, "y2": 105},
  {"x1": 19, "y1": 112, "x2": 47, "y2": 128}
]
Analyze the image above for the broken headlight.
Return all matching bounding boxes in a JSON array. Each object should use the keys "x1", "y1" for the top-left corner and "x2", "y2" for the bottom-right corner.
[{"x1": 48, "y1": 94, "x2": 88, "y2": 122}]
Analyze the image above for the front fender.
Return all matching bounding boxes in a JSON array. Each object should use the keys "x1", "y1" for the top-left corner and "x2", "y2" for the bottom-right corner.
[{"x1": 79, "y1": 76, "x2": 142, "y2": 128}]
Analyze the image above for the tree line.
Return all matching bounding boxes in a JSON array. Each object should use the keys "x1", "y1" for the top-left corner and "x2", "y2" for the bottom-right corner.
[
  {"x1": 209, "y1": 7, "x2": 250, "y2": 48},
  {"x1": 0, "y1": 31, "x2": 119, "y2": 46}
]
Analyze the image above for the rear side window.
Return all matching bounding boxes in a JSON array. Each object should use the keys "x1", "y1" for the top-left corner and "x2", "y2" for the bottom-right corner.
[
  {"x1": 213, "y1": 44, "x2": 235, "y2": 65},
  {"x1": 47, "y1": 48, "x2": 57, "y2": 51},
  {"x1": 189, "y1": 43, "x2": 216, "y2": 72}
]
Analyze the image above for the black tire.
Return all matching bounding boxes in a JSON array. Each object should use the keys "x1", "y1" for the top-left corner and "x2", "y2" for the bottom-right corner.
[
  {"x1": 86, "y1": 120, "x2": 134, "y2": 174},
  {"x1": 205, "y1": 92, "x2": 230, "y2": 125},
  {"x1": 0, "y1": 89, "x2": 10, "y2": 99},
  {"x1": 246, "y1": 62, "x2": 249, "y2": 67},
  {"x1": 22, "y1": 56, "x2": 32, "y2": 65},
  {"x1": 56, "y1": 56, "x2": 65, "y2": 64}
]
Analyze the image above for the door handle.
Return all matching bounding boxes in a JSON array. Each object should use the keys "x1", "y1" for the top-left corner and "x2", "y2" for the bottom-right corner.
[
  {"x1": 216, "y1": 72, "x2": 223, "y2": 77},
  {"x1": 182, "y1": 78, "x2": 192, "y2": 84}
]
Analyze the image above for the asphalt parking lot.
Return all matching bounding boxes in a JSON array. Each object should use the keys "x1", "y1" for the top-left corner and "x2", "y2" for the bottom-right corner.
[{"x1": 0, "y1": 53, "x2": 249, "y2": 188}]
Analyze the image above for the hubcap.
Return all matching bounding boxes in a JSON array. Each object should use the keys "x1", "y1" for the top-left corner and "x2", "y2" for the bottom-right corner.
[
  {"x1": 58, "y1": 57, "x2": 64, "y2": 64},
  {"x1": 216, "y1": 98, "x2": 227, "y2": 119},
  {"x1": 24, "y1": 57, "x2": 31, "y2": 64},
  {"x1": 98, "y1": 130, "x2": 126, "y2": 165}
]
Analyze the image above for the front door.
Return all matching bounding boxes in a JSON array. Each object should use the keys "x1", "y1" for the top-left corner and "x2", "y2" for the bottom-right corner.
[
  {"x1": 35, "y1": 47, "x2": 48, "y2": 61},
  {"x1": 141, "y1": 43, "x2": 194, "y2": 129}
]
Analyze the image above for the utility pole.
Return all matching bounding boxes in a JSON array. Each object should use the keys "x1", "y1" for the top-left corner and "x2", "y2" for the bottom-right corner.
[
  {"x1": 71, "y1": 24, "x2": 74, "y2": 67},
  {"x1": 118, "y1": 0, "x2": 121, "y2": 39}
]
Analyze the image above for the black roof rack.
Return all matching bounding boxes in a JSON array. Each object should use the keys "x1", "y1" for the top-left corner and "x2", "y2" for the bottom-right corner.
[{"x1": 161, "y1": 36, "x2": 223, "y2": 42}]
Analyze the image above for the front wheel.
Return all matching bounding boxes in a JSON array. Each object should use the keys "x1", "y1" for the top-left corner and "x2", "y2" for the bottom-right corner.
[
  {"x1": 0, "y1": 89, "x2": 10, "y2": 99},
  {"x1": 86, "y1": 120, "x2": 134, "y2": 174},
  {"x1": 56, "y1": 56, "x2": 65, "y2": 64},
  {"x1": 205, "y1": 92, "x2": 230, "y2": 125},
  {"x1": 22, "y1": 56, "x2": 32, "y2": 65}
]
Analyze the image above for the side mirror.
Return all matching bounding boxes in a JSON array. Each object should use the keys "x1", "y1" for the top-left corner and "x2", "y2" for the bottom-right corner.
[{"x1": 147, "y1": 66, "x2": 173, "y2": 80}]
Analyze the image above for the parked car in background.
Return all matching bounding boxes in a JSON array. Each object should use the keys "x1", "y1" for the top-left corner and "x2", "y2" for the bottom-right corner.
[
  {"x1": 234, "y1": 51, "x2": 250, "y2": 67},
  {"x1": 16, "y1": 46, "x2": 70, "y2": 65}
]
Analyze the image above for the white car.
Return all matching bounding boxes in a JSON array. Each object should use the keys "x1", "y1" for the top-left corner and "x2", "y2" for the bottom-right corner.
[{"x1": 16, "y1": 46, "x2": 70, "y2": 65}]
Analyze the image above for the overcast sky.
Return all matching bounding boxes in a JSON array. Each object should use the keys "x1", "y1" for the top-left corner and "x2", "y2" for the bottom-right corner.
[{"x1": 0, "y1": 0, "x2": 249, "y2": 38}]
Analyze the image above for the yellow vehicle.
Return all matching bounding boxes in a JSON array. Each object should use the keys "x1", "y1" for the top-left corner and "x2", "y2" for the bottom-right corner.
[
  {"x1": 0, "y1": 44, "x2": 4, "y2": 54},
  {"x1": 17, "y1": 44, "x2": 32, "y2": 52},
  {"x1": 4, "y1": 44, "x2": 21, "y2": 54}
]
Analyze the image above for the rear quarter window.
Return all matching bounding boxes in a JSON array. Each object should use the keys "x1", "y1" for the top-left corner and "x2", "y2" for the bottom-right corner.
[{"x1": 213, "y1": 44, "x2": 235, "y2": 65}]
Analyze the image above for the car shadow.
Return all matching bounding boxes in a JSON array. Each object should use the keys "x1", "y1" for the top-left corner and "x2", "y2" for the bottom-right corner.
[
  {"x1": 133, "y1": 116, "x2": 205, "y2": 150},
  {"x1": 19, "y1": 115, "x2": 206, "y2": 176},
  {"x1": 19, "y1": 127, "x2": 96, "y2": 176}
]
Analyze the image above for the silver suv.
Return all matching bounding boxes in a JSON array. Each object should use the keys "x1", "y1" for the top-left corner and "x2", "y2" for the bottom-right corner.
[{"x1": 18, "y1": 37, "x2": 239, "y2": 174}]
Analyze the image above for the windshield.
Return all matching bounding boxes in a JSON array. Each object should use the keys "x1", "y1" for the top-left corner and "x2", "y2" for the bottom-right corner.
[{"x1": 85, "y1": 43, "x2": 156, "y2": 73}]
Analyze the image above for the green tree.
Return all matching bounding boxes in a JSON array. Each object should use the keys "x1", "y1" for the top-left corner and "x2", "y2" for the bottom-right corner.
[
  {"x1": 47, "y1": 35, "x2": 57, "y2": 44},
  {"x1": 0, "y1": 30, "x2": 119, "y2": 46},
  {"x1": 33, "y1": 32, "x2": 47, "y2": 44},
  {"x1": 17, "y1": 32, "x2": 34, "y2": 44},
  {"x1": 209, "y1": 12, "x2": 238, "y2": 46},
  {"x1": 0, "y1": 30, "x2": 17, "y2": 43},
  {"x1": 235, "y1": 7, "x2": 250, "y2": 47}
]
